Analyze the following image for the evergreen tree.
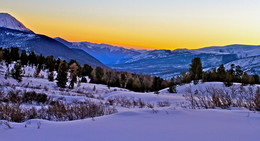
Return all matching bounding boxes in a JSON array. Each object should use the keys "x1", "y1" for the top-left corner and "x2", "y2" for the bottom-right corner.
[
  {"x1": 81, "y1": 64, "x2": 93, "y2": 77},
  {"x1": 95, "y1": 67, "x2": 104, "y2": 83},
  {"x1": 189, "y1": 57, "x2": 203, "y2": 83},
  {"x1": 55, "y1": 58, "x2": 61, "y2": 71},
  {"x1": 28, "y1": 51, "x2": 37, "y2": 66},
  {"x1": 252, "y1": 75, "x2": 259, "y2": 84},
  {"x1": 0, "y1": 49, "x2": 3, "y2": 62},
  {"x1": 56, "y1": 61, "x2": 68, "y2": 88},
  {"x1": 20, "y1": 50, "x2": 28, "y2": 66},
  {"x1": 48, "y1": 71, "x2": 54, "y2": 82},
  {"x1": 126, "y1": 78, "x2": 134, "y2": 90},
  {"x1": 235, "y1": 65, "x2": 243, "y2": 82},
  {"x1": 202, "y1": 72, "x2": 209, "y2": 82},
  {"x1": 69, "y1": 63, "x2": 79, "y2": 89},
  {"x1": 223, "y1": 72, "x2": 233, "y2": 87},
  {"x1": 229, "y1": 64, "x2": 235, "y2": 75},
  {"x1": 209, "y1": 69, "x2": 218, "y2": 81},
  {"x1": 120, "y1": 73, "x2": 127, "y2": 88},
  {"x1": 181, "y1": 72, "x2": 192, "y2": 84},
  {"x1": 3, "y1": 48, "x2": 11, "y2": 65},
  {"x1": 152, "y1": 77, "x2": 163, "y2": 91},
  {"x1": 45, "y1": 56, "x2": 55, "y2": 72},
  {"x1": 168, "y1": 84, "x2": 177, "y2": 93},
  {"x1": 81, "y1": 77, "x2": 87, "y2": 83},
  {"x1": 11, "y1": 61, "x2": 23, "y2": 82},
  {"x1": 241, "y1": 72, "x2": 250, "y2": 85},
  {"x1": 10, "y1": 47, "x2": 20, "y2": 61},
  {"x1": 217, "y1": 64, "x2": 226, "y2": 81},
  {"x1": 36, "y1": 54, "x2": 45, "y2": 70}
]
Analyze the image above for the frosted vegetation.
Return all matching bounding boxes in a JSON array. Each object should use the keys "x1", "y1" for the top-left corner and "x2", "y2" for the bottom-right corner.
[{"x1": 0, "y1": 47, "x2": 259, "y2": 141}]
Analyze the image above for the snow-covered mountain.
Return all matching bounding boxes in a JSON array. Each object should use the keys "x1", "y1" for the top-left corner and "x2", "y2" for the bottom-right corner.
[
  {"x1": 0, "y1": 13, "x2": 33, "y2": 33},
  {"x1": 112, "y1": 46, "x2": 259, "y2": 78},
  {"x1": 0, "y1": 13, "x2": 106, "y2": 67},
  {"x1": 195, "y1": 44, "x2": 260, "y2": 58},
  {"x1": 110, "y1": 50, "x2": 238, "y2": 78},
  {"x1": 1, "y1": 13, "x2": 259, "y2": 77},
  {"x1": 55, "y1": 37, "x2": 260, "y2": 78},
  {"x1": 54, "y1": 37, "x2": 141, "y2": 64},
  {"x1": 224, "y1": 55, "x2": 260, "y2": 75}
]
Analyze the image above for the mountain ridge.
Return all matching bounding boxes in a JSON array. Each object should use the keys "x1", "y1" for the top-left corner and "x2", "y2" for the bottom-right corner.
[
  {"x1": 0, "y1": 13, "x2": 106, "y2": 67},
  {"x1": 55, "y1": 37, "x2": 259, "y2": 78},
  {"x1": 0, "y1": 13, "x2": 33, "y2": 33}
]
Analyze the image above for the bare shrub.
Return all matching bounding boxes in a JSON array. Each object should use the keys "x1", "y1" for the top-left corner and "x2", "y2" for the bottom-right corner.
[
  {"x1": 254, "y1": 87, "x2": 260, "y2": 111},
  {"x1": 0, "y1": 100, "x2": 117, "y2": 122},
  {"x1": 185, "y1": 85, "x2": 259, "y2": 110},
  {"x1": 157, "y1": 100, "x2": 171, "y2": 107},
  {"x1": 147, "y1": 103, "x2": 154, "y2": 109},
  {"x1": 0, "y1": 103, "x2": 25, "y2": 122},
  {"x1": 106, "y1": 96, "x2": 148, "y2": 108}
]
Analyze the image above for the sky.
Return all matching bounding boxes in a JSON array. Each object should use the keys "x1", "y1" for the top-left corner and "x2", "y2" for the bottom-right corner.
[{"x1": 1, "y1": 0, "x2": 260, "y2": 50}]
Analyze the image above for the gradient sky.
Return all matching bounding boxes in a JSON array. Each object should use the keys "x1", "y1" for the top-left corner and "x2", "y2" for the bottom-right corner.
[{"x1": 1, "y1": 0, "x2": 260, "y2": 50}]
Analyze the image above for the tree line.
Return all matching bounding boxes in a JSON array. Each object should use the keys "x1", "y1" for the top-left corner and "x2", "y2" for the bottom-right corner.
[
  {"x1": 0, "y1": 47, "x2": 258, "y2": 93},
  {"x1": 0, "y1": 47, "x2": 169, "y2": 92},
  {"x1": 171, "y1": 57, "x2": 259, "y2": 87}
]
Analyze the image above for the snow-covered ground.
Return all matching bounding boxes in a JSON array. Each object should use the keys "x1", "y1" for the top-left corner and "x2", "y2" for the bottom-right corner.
[
  {"x1": 1, "y1": 109, "x2": 260, "y2": 141},
  {"x1": 0, "y1": 63, "x2": 260, "y2": 141}
]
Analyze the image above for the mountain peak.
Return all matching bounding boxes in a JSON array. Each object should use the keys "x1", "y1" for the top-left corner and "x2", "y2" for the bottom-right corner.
[{"x1": 0, "y1": 13, "x2": 33, "y2": 33}]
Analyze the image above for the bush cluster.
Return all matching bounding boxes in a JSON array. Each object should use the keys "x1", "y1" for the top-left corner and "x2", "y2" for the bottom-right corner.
[{"x1": 185, "y1": 85, "x2": 260, "y2": 111}]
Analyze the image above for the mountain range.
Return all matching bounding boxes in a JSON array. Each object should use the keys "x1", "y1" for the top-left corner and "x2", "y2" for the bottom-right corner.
[
  {"x1": 55, "y1": 37, "x2": 260, "y2": 78},
  {"x1": 0, "y1": 13, "x2": 105, "y2": 67},
  {"x1": 0, "y1": 13, "x2": 259, "y2": 78}
]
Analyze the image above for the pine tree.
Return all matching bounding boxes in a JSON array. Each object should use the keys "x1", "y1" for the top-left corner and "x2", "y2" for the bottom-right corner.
[
  {"x1": 3, "y1": 48, "x2": 11, "y2": 65},
  {"x1": 69, "y1": 63, "x2": 79, "y2": 89},
  {"x1": 36, "y1": 54, "x2": 45, "y2": 70},
  {"x1": 10, "y1": 47, "x2": 20, "y2": 61},
  {"x1": 0, "y1": 49, "x2": 3, "y2": 62},
  {"x1": 223, "y1": 72, "x2": 233, "y2": 87},
  {"x1": 126, "y1": 78, "x2": 134, "y2": 90},
  {"x1": 168, "y1": 84, "x2": 177, "y2": 93},
  {"x1": 56, "y1": 61, "x2": 68, "y2": 88},
  {"x1": 11, "y1": 61, "x2": 23, "y2": 82},
  {"x1": 152, "y1": 77, "x2": 163, "y2": 91},
  {"x1": 20, "y1": 50, "x2": 28, "y2": 66},
  {"x1": 81, "y1": 77, "x2": 87, "y2": 83},
  {"x1": 235, "y1": 65, "x2": 243, "y2": 82},
  {"x1": 48, "y1": 71, "x2": 54, "y2": 82},
  {"x1": 217, "y1": 64, "x2": 226, "y2": 81},
  {"x1": 252, "y1": 75, "x2": 259, "y2": 84},
  {"x1": 81, "y1": 64, "x2": 93, "y2": 77},
  {"x1": 189, "y1": 57, "x2": 203, "y2": 83},
  {"x1": 45, "y1": 56, "x2": 55, "y2": 72},
  {"x1": 120, "y1": 73, "x2": 127, "y2": 88},
  {"x1": 241, "y1": 72, "x2": 250, "y2": 85},
  {"x1": 95, "y1": 67, "x2": 104, "y2": 83},
  {"x1": 28, "y1": 51, "x2": 37, "y2": 66}
]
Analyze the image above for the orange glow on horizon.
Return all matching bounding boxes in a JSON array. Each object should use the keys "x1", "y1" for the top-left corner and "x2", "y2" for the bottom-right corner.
[{"x1": 2, "y1": 0, "x2": 260, "y2": 50}]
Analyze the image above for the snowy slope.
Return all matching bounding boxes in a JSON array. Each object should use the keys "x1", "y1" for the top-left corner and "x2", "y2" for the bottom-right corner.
[
  {"x1": 110, "y1": 50, "x2": 237, "y2": 78},
  {"x1": 109, "y1": 45, "x2": 259, "y2": 78},
  {"x1": 224, "y1": 55, "x2": 260, "y2": 75},
  {"x1": 0, "y1": 13, "x2": 32, "y2": 33},
  {"x1": 1, "y1": 63, "x2": 260, "y2": 141},
  {"x1": 1, "y1": 109, "x2": 260, "y2": 141},
  {"x1": 195, "y1": 44, "x2": 260, "y2": 58}
]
